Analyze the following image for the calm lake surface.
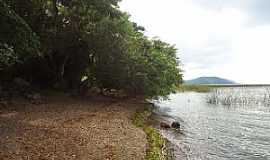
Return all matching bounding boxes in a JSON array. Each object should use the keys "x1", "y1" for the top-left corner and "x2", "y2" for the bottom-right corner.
[{"x1": 153, "y1": 87, "x2": 270, "y2": 160}]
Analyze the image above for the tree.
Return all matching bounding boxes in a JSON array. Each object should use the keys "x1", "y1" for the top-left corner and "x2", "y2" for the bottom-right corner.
[
  {"x1": 0, "y1": 0, "x2": 183, "y2": 98},
  {"x1": 0, "y1": 43, "x2": 18, "y2": 70},
  {"x1": 0, "y1": 0, "x2": 40, "y2": 60}
]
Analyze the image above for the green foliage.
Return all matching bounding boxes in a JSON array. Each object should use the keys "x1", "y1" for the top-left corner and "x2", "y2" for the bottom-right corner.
[
  {"x1": 0, "y1": 43, "x2": 18, "y2": 70},
  {"x1": 0, "y1": 0, "x2": 183, "y2": 97},
  {"x1": 0, "y1": 0, "x2": 40, "y2": 61},
  {"x1": 133, "y1": 106, "x2": 167, "y2": 160},
  {"x1": 127, "y1": 38, "x2": 182, "y2": 98},
  {"x1": 145, "y1": 127, "x2": 166, "y2": 160}
]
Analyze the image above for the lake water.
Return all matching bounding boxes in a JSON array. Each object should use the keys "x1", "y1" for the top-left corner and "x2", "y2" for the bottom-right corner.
[{"x1": 153, "y1": 87, "x2": 270, "y2": 160}]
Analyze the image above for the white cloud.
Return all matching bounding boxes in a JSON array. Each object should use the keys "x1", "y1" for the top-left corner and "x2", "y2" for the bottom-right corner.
[
  {"x1": 228, "y1": 25, "x2": 270, "y2": 83},
  {"x1": 120, "y1": 0, "x2": 270, "y2": 84}
]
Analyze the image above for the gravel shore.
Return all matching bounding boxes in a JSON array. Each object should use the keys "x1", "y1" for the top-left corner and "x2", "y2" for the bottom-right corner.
[{"x1": 0, "y1": 96, "x2": 148, "y2": 160}]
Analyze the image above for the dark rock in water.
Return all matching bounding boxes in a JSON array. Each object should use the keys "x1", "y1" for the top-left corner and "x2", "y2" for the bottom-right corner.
[
  {"x1": 160, "y1": 122, "x2": 171, "y2": 129},
  {"x1": 171, "y1": 122, "x2": 180, "y2": 129}
]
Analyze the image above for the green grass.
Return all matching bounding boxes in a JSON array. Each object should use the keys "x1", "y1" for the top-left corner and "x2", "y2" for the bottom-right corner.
[
  {"x1": 177, "y1": 85, "x2": 212, "y2": 93},
  {"x1": 133, "y1": 106, "x2": 167, "y2": 160}
]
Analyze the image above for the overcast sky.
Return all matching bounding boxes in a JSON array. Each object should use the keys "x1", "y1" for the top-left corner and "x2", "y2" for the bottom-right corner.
[{"x1": 120, "y1": 0, "x2": 270, "y2": 84}]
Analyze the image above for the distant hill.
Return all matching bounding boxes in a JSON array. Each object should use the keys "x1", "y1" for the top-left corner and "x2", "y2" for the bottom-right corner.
[{"x1": 184, "y1": 77, "x2": 236, "y2": 85}]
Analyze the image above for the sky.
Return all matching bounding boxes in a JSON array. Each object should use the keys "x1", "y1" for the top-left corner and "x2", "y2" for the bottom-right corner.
[{"x1": 120, "y1": 0, "x2": 270, "y2": 84}]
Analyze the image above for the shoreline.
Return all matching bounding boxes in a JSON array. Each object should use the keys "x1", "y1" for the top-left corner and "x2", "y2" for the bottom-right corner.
[
  {"x1": 148, "y1": 105, "x2": 188, "y2": 160},
  {"x1": 0, "y1": 96, "x2": 147, "y2": 159},
  {"x1": 133, "y1": 103, "x2": 175, "y2": 160},
  {"x1": 0, "y1": 95, "x2": 175, "y2": 160}
]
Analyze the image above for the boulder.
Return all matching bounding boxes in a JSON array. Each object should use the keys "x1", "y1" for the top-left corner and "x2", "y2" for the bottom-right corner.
[
  {"x1": 160, "y1": 122, "x2": 171, "y2": 129},
  {"x1": 171, "y1": 121, "x2": 180, "y2": 129}
]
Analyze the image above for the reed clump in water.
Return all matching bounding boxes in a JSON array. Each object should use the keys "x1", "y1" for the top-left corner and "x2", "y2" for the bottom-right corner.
[
  {"x1": 206, "y1": 87, "x2": 270, "y2": 106},
  {"x1": 177, "y1": 85, "x2": 211, "y2": 93}
]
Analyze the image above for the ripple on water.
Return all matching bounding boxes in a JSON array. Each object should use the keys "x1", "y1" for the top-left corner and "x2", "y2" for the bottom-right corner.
[{"x1": 154, "y1": 87, "x2": 270, "y2": 160}]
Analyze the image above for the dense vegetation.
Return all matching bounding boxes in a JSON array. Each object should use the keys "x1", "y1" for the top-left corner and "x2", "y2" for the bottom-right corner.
[{"x1": 0, "y1": 0, "x2": 182, "y2": 98}]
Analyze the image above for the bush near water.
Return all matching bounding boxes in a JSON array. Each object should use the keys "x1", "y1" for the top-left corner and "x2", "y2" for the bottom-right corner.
[{"x1": 0, "y1": 0, "x2": 182, "y2": 98}]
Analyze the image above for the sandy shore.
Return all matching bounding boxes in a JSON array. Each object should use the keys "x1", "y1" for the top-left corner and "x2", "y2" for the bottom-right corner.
[{"x1": 0, "y1": 96, "x2": 148, "y2": 160}]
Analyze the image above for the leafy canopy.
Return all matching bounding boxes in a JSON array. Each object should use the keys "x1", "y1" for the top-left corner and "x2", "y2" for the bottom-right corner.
[{"x1": 0, "y1": 0, "x2": 183, "y2": 97}]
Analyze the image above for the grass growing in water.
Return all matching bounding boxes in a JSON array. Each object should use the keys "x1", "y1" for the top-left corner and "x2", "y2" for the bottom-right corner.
[
  {"x1": 133, "y1": 105, "x2": 167, "y2": 160},
  {"x1": 177, "y1": 85, "x2": 211, "y2": 93},
  {"x1": 206, "y1": 87, "x2": 270, "y2": 106}
]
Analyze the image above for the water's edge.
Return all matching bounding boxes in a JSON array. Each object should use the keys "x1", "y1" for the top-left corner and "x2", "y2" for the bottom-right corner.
[
  {"x1": 133, "y1": 103, "x2": 175, "y2": 160},
  {"x1": 148, "y1": 109, "x2": 187, "y2": 160},
  {"x1": 152, "y1": 88, "x2": 270, "y2": 160}
]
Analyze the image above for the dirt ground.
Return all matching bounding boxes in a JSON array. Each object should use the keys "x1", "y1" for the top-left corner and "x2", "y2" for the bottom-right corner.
[{"x1": 0, "y1": 96, "x2": 147, "y2": 160}]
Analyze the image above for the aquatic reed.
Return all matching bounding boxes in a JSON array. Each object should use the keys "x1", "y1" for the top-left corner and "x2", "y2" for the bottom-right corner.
[{"x1": 206, "y1": 87, "x2": 270, "y2": 106}]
